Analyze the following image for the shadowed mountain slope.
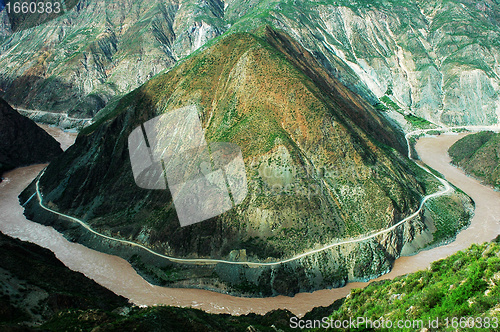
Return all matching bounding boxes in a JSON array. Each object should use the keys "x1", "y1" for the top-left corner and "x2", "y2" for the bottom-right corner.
[
  {"x1": 0, "y1": 98, "x2": 62, "y2": 179},
  {"x1": 0, "y1": 232, "x2": 129, "y2": 329}
]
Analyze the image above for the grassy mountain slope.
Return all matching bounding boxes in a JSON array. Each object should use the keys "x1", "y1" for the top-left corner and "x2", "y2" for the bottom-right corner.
[
  {"x1": 34, "y1": 26, "x2": 420, "y2": 258},
  {"x1": 315, "y1": 239, "x2": 500, "y2": 332},
  {"x1": 20, "y1": 27, "x2": 471, "y2": 295},
  {"x1": 449, "y1": 131, "x2": 500, "y2": 190}
]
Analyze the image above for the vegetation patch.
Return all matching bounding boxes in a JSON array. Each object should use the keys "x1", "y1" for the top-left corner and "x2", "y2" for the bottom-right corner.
[
  {"x1": 449, "y1": 131, "x2": 500, "y2": 190},
  {"x1": 319, "y1": 241, "x2": 500, "y2": 331}
]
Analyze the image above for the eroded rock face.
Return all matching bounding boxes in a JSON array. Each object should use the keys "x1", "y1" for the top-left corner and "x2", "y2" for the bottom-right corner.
[
  {"x1": 0, "y1": 0, "x2": 226, "y2": 117},
  {"x1": 239, "y1": 0, "x2": 500, "y2": 126},
  {"x1": 0, "y1": 98, "x2": 62, "y2": 179},
  {"x1": 1, "y1": 0, "x2": 499, "y2": 125}
]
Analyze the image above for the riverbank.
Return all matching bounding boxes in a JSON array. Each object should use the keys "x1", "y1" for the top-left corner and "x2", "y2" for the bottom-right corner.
[
  {"x1": 19, "y1": 125, "x2": 470, "y2": 298},
  {"x1": 1, "y1": 129, "x2": 498, "y2": 316}
]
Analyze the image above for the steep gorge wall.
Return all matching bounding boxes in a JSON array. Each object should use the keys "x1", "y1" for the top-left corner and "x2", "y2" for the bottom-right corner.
[
  {"x1": 1, "y1": 0, "x2": 499, "y2": 125},
  {"x1": 0, "y1": 0, "x2": 226, "y2": 117},
  {"x1": 226, "y1": 0, "x2": 500, "y2": 126}
]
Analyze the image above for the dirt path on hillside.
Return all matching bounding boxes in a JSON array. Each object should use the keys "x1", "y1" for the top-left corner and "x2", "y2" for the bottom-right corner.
[{"x1": 1, "y1": 131, "x2": 499, "y2": 317}]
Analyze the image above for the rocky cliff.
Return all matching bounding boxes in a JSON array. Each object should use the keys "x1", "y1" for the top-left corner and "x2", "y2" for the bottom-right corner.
[
  {"x1": 242, "y1": 0, "x2": 500, "y2": 126},
  {"x1": 0, "y1": 98, "x2": 62, "y2": 179},
  {"x1": 20, "y1": 27, "x2": 473, "y2": 296},
  {"x1": 0, "y1": 0, "x2": 226, "y2": 117},
  {"x1": 1, "y1": 0, "x2": 499, "y2": 125}
]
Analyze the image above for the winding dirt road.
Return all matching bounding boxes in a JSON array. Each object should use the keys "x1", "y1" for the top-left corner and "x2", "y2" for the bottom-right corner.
[
  {"x1": 1, "y1": 128, "x2": 499, "y2": 317},
  {"x1": 33, "y1": 148, "x2": 450, "y2": 266}
]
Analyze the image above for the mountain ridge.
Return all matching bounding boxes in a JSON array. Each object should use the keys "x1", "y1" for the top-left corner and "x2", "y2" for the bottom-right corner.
[
  {"x1": 20, "y1": 27, "x2": 472, "y2": 296},
  {"x1": 2, "y1": 0, "x2": 499, "y2": 125}
]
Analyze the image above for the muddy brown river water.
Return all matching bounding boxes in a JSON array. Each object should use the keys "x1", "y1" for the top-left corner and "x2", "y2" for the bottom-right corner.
[{"x1": 1, "y1": 129, "x2": 499, "y2": 317}]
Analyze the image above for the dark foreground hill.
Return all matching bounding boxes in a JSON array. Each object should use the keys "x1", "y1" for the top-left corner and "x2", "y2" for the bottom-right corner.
[
  {"x1": 0, "y1": 231, "x2": 129, "y2": 330},
  {"x1": 449, "y1": 131, "x2": 500, "y2": 190},
  {"x1": 0, "y1": 98, "x2": 62, "y2": 180},
  {"x1": 21, "y1": 27, "x2": 472, "y2": 296},
  {"x1": 3, "y1": 230, "x2": 500, "y2": 332},
  {"x1": 0, "y1": 231, "x2": 305, "y2": 332}
]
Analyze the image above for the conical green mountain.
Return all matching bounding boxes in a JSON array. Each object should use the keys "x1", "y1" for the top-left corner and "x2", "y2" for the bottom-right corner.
[{"x1": 22, "y1": 27, "x2": 471, "y2": 295}]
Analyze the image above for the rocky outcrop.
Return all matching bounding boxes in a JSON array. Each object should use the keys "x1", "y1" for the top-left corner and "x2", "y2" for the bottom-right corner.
[
  {"x1": 1, "y1": 0, "x2": 499, "y2": 125},
  {"x1": 0, "y1": 98, "x2": 62, "y2": 179}
]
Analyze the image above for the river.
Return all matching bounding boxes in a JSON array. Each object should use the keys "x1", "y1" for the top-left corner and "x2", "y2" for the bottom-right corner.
[{"x1": 1, "y1": 128, "x2": 499, "y2": 317}]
